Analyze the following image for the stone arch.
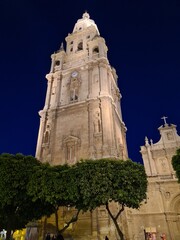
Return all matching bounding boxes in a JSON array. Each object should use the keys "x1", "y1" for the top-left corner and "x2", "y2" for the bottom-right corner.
[
  {"x1": 169, "y1": 193, "x2": 180, "y2": 213},
  {"x1": 167, "y1": 193, "x2": 180, "y2": 239},
  {"x1": 93, "y1": 46, "x2": 99, "y2": 54},
  {"x1": 77, "y1": 41, "x2": 83, "y2": 51}
]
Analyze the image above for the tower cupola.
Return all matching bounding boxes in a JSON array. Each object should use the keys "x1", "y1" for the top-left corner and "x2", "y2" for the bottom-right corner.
[{"x1": 72, "y1": 12, "x2": 100, "y2": 35}]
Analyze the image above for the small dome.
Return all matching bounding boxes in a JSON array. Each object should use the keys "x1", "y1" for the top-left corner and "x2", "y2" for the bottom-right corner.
[
  {"x1": 72, "y1": 12, "x2": 100, "y2": 35},
  {"x1": 82, "y1": 12, "x2": 90, "y2": 19}
]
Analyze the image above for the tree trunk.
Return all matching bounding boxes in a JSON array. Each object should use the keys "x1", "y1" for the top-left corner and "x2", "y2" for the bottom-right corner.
[
  {"x1": 6, "y1": 226, "x2": 12, "y2": 240},
  {"x1": 106, "y1": 203, "x2": 125, "y2": 240},
  {"x1": 110, "y1": 215, "x2": 124, "y2": 240},
  {"x1": 55, "y1": 207, "x2": 59, "y2": 234},
  {"x1": 59, "y1": 209, "x2": 80, "y2": 234},
  {"x1": 43, "y1": 216, "x2": 47, "y2": 240},
  {"x1": 54, "y1": 207, "x2": 80, "y2": 234}
]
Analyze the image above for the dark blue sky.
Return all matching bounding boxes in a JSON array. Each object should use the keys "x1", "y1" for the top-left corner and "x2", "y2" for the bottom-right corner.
[{"x1": 0, "y1": 0, "x2": 179, "y2": 163}]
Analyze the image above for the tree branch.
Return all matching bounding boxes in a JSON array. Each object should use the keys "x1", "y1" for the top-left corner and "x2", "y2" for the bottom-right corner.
[
  {"x1": 106, "y1": 203, "x2": 125, "y2": 240},
  {"x1": 115, "y1": 204, "x2": 124, "y2": 220},
  {"x1": 59, "y1": 209, "x2": 80, "y2": 234},
  {"x1": 106, "y1": 202, "x2": 124, "y2": 221},
  {"x1": 106, "y1": 203, "x2": 115, "y2": 221}
]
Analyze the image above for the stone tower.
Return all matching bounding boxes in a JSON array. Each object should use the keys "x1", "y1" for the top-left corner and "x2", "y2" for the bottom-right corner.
[
  {"x1": 35, "y1": 12, "x2": 128, "y2": 240},
  {"x1": 36, "y1": 12, "x2": 128, "y2": 165}
]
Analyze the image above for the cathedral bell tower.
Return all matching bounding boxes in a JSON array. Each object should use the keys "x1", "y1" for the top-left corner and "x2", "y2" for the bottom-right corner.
[{"x1": 36, "y1": 12, "x2": 128, "y2": 165}]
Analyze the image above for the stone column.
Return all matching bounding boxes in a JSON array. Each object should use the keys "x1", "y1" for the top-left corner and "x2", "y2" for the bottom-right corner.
[
  {"x1": 100, "y1": 97, "x2": 112, "y2": 157},
  {"x1": 99, "y1": 62, "x2": 108, "y2": 96},
  {"x1": 110, "y1": 103, "x2": 118, "y2": 157},
  {"x1": 35, "y1": 112, "x2": 46, "y2": 160},
  {"x1": 147, "y1": 143, "x2": 157, "y2": 176},
  {"x1": 88, "y1": 101, "x2": 95, "y2": 158},
  {"x1": 44, "y1": 74, "x2": 53, "y2": 110},
  {"x1": 88, "y1": 64, "x2": 93, "y2": 99},
  {"x1": 54, "y1": 73, "x2": 62, "y2": 108},
  {"x1": 50, "y1": 54, "x2": 55, "y2": 73}
]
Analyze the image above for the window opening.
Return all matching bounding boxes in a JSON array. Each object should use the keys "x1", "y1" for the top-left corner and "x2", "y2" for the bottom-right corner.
[
  {"x1": 93, "y1": 47, "x2": 99, "y2": 54},
  {"x1": 77, "y1": 42, "x2": 83, "y2": 51},
  {"x1": 55, "y1": 60, "x2": 60, "y2": 66}
]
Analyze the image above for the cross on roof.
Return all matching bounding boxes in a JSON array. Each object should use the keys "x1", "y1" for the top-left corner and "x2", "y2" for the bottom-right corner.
[{"x1": 161, "y1": 116, "x2": 168, "y2": 125}]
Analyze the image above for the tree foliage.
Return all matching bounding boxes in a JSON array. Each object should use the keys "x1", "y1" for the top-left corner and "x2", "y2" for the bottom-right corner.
[
  {"x1": 6, "y1": 155, "x2": 147, "y2": 240},
  {"x1": 0, "y1": 153, "x2": 54, "y2": 240},
  {"x1": 27, "y1": 163, "x2": 81, "y2": 234},
  {"x1": 172, "y1": 148, "x2": 180, "y2": 182},
  {"x1": 71, "y1": 159, "x2": 148, "y2": 240},
  {"x1": 73, "y1": 159, "x2": 147, "y2": 210}
]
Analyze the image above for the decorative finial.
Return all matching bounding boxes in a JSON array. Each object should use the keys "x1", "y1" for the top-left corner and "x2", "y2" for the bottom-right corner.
[
  {"x1": 145, "y1": 136, "x2": 149, "y2": 146},
  {"x1": 161, "y1": 116, "x2": 168, "y2": 126},
  {"x1": 60, "y1": 42, "x2": 64, "y2": 51},
  {"x1": 82, "y1": 11, "x2": 90, "y2": 19}
]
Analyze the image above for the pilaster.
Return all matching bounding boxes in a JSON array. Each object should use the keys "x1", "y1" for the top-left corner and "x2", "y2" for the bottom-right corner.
[
  {"x1": 35, "y1": 111, "x2": 46, "y2": 160},
  {"x1": 44, "y1": 74, "x2": 53, "y2": 110}
]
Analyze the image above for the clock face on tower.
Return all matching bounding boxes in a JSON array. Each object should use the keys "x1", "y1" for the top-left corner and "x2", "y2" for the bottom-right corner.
[{"x1": 71, "y1": 71, "x2": 78, "y2": 78}]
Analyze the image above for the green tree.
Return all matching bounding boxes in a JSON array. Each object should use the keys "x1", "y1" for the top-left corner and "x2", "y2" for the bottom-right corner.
[
  {"x1": 27, "y1": 163, "x2": 81, "y2": 235},
  {"x1": 172, "y1": 149, "x2": 180, "y2": 182},
  {"x1": 72, "y1": 159, "x2": 147, "y2": 240},
  {"x1": 0, "y1": 153, "x2": 53, "y2": 240}
]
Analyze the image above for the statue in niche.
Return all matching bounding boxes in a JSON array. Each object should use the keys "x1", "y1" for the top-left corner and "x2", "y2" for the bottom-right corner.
[
  {"x1": 44, "y1": 131, "x2": 49, "y2": 143},
  {"x1": 67, "y1": 144, "x2": 75, "y2": 164},
  {"x1": 166, "y1": 131, "x2": 173, "y2": 140},
  {"x1": 43, "y1": 124, "x2": 51, "y2": 144},
  {"x1": 42, "y1": 144, "x2": 51, "y2": 163},
  {"x1": 160, "y1": 158, "x2": 167, "y2": 171},
  {"x1": 164, "y1": 191, "x2": 170, "y2": 200},
  {"x1": 69, "y1": 76, "x2": 81, "y2": 102},
  {"x1": 93, "y1": 111, "x2": 101, "y2": 133},
  {"x1": 70, "y1": 88, "x2": 78, "y2": 101}
]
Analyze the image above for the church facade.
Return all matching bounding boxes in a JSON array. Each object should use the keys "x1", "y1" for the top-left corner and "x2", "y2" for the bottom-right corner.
[
  {"x1": 35, "y1": 13, "x2": 180, "y2": 240},
  {"x1": 128, "y1": 122, "x2": 180, "y2": 240}
]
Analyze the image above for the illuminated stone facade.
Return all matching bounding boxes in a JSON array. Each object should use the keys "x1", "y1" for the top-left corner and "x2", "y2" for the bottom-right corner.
[
  {"x1": 36, "y1": 12, "x2": 180, "y2": 240},
  {"x1": 128, "y1": 122, "x2": 180, "y2": 240},
  {"x1": 36, "y1": 12, "x2": 128, "y2": 240},
  {"x1": 36, "y1": 12, "x2": 127, "y2": 166}
]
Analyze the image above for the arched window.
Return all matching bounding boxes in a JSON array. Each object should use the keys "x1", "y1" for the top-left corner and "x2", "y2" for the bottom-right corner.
[
  {"x1": 77, "y1": 41, "x2": 83, "y2": 51},
  {"x1": 55, "y1": 60, "x2": 60, "y2": 66},
  {"x1": 93, "y1": 47, "x2": 99, "y2": 54}
]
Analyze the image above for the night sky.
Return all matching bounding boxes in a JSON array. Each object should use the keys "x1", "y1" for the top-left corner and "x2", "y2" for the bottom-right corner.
[{"x1": 0, "y1": 0, "x2": 179, "y2": 163}]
